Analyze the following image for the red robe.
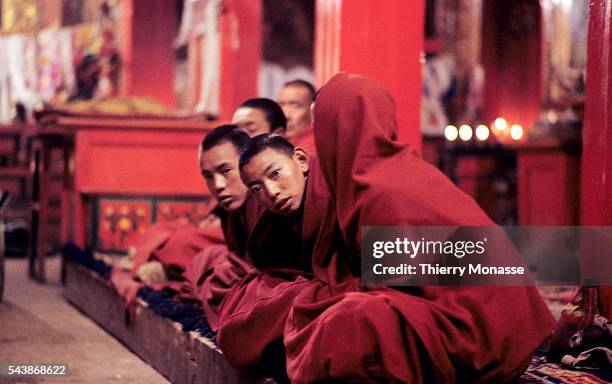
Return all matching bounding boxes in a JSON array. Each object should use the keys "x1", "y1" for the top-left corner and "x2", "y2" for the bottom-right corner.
[
  {"x1": 112, "y1": 198, "x2": 260, "y2": 312},
  {"x1": 151, "y1": 224, "x2": 225, "y2": 278},
  {"x1": 182, "y1": 196, "x2": 263, "y2": 330},
  {"x1": 131, "y1": 219, "x2": 225, "y2": 278},
  {"x1": 287, "y1": 125, "x2": 317, "y2": 156},
  {"x1": 111, "y1": 220, "x2": 225, "y2": 304},
  {"x1": 283, "y1": 73, "x2": 556, "y2": 383},
  {"x1": 216, "y1": 157, "x2": 332, "y2": 369}
]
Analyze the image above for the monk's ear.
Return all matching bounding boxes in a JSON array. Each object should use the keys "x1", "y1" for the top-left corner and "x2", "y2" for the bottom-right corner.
[{"x1": 293, "y1": 147, "x2": 309, "y2": 173}]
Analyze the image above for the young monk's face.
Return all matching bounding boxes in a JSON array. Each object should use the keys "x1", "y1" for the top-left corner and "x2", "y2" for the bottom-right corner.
[
  {"x1": 199, "y1": 141, "x2": 248, "y2": 211},
  {"x1": 232, "y1": 107, "x2": 271, "y2": 137},
  {"x1": 240, "y1": 148, "x2": 309, "y2": 216}
]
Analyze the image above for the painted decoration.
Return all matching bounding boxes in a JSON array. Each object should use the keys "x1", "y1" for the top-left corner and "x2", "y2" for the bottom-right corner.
[
  {"x1": 156, "y1": 199, "x2": 216, "y2": 226},
  {"x1": 97, "y1": 198, "x2": 152, "y2": 251}
]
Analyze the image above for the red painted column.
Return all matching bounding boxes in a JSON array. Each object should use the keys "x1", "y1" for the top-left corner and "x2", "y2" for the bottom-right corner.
[
  {"x1": 582, "y1": 0, "x2": 612, "y2": 226},
  {"x1": 581, "y1": 0, "x2": 612, "y2": 320},
  {"x1": 314, "y1": 0, "x2": 424, "y2": 149},
  {"x1": 219, "y1": 0, "x2": 262, "y2": 120},
  {"x1": 122, "y1": 0, "x2": 261, "y2": 117},
  {"x1": 126, "y1": 0, "x2": 177, "y2": 107}
]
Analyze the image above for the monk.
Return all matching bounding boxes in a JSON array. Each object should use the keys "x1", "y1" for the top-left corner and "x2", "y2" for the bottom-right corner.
[
  {"x1": 232, "y1": 98, "x2": 287, "y2": 137},
  {"x1": 276, "y1": 80, "x2": 317, "y2": 154},
  {"x1": 126, "y1": 98, "x2": 287, "y2": 279},
  {"x1": 233, "y1": 95, "x2": 314, "y2": 153},
  {"x1": 156, "y1": 98, "x2": 288, "y2": 277},
  {"x1": 111, "y1": 126, "x2": 260, "y2": 310},
  {"x1": 215, "y1": 134, "x2": 332, "y2": 373},
  {"x1": 283, "y1": 73, "x2": 556, "y2": 383},
  {"x1": 181, "y1": 124, "x2": 265, "y2": 329}
]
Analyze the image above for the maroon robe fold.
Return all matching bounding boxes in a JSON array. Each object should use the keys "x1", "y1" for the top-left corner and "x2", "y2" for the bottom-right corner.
[
  {"x1": 111, "y1": 220, "x2": 224, "y2": 304},
  {"x1": 216, "y1": 157, "x2": 333, "y2": 369},
  {"x1": 284, "y1": 73, "x2": 556, "y2": 383},
  {"x1": 181, "y1": 245, "x2": 254, "y2": 330},
  {"x1": 184, "y1": 197, "x2": 263, "y2": 330},
  {"x1": 114, "y1": 197, "x2": 260, "y2": 314},
  {"x1": 131, "y1": 219, "x2": 225, "y2": 278},
  {"x1": 152, "y1": 224, "x2": 225, "y2": 278}
]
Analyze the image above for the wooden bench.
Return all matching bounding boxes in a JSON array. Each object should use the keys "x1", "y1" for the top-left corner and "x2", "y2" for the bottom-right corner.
[{"x1": 64, "y1": 260, "x2": 257, "y2": 384}]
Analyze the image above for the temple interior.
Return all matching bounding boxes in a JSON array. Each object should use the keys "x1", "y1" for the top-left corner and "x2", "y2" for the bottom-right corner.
[{"x1": 0, "y1": 1, "x2": 610, "y2": 383}]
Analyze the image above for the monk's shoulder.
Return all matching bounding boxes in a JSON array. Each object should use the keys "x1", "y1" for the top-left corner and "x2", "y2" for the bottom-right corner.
[{"x1": 360, "y1": 168, "x2": 492, "y2": 226}]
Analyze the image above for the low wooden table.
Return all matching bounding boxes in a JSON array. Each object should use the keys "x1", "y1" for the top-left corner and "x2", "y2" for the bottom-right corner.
[{"x1": 31, "y1": 112, "x2": 219, "y2": 282}]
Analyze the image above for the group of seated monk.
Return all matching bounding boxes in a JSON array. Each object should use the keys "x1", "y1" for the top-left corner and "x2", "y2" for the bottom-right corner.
[{"x1": 112, "y1": 75, "x2": 555, "y2": 382}]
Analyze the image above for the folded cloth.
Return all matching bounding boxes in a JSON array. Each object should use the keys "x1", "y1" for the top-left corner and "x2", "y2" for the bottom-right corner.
[{"x1": 561, "y1": 347, "x2": 612, "y2": 370}]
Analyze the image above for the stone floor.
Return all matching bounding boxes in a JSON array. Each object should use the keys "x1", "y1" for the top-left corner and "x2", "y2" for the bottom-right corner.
[{"x1": 0, "y1": 256, "x2": 170, "y2": 384}]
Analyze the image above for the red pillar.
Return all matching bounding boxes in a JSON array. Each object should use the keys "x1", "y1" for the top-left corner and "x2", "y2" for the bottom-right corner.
[
  {"x1": 581, "y1": 0, "x2": 612, "y2": 320},
  {"x1": 314, "y1": 0, "x2": 424, "y2": 149},
  {"x1": 122, "y1": 0, "x2": 261, "y2": 117},
  {"x1": 582, "y1": 0, "x2": 612, "y2": 226},
  {"x1": 219, "y1": 0, "x2": 262, "y2": 120},
  {"x1": 126, "y1": 0, "x2": 177, "y2": 107}
]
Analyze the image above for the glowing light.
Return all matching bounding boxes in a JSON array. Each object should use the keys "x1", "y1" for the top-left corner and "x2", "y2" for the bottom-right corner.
[
  {"x1": 459, "y1": 125, "x2": 473, "y2": 141},
  {"x1": 475, "y1": 125, "x2": 490, "y2": 141},
  {"x1": 444, "y1": 125, "x2": 458, "y2": 141},
  {"x1": 493, "y1": 117, "x2": 508, "y2": 132},
  {"x1": 546, "y1": 110, "x2": 559, "y2": 124},
  {"x1": 510, "y1": 124, "x2": 524, "y2": 140}
]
